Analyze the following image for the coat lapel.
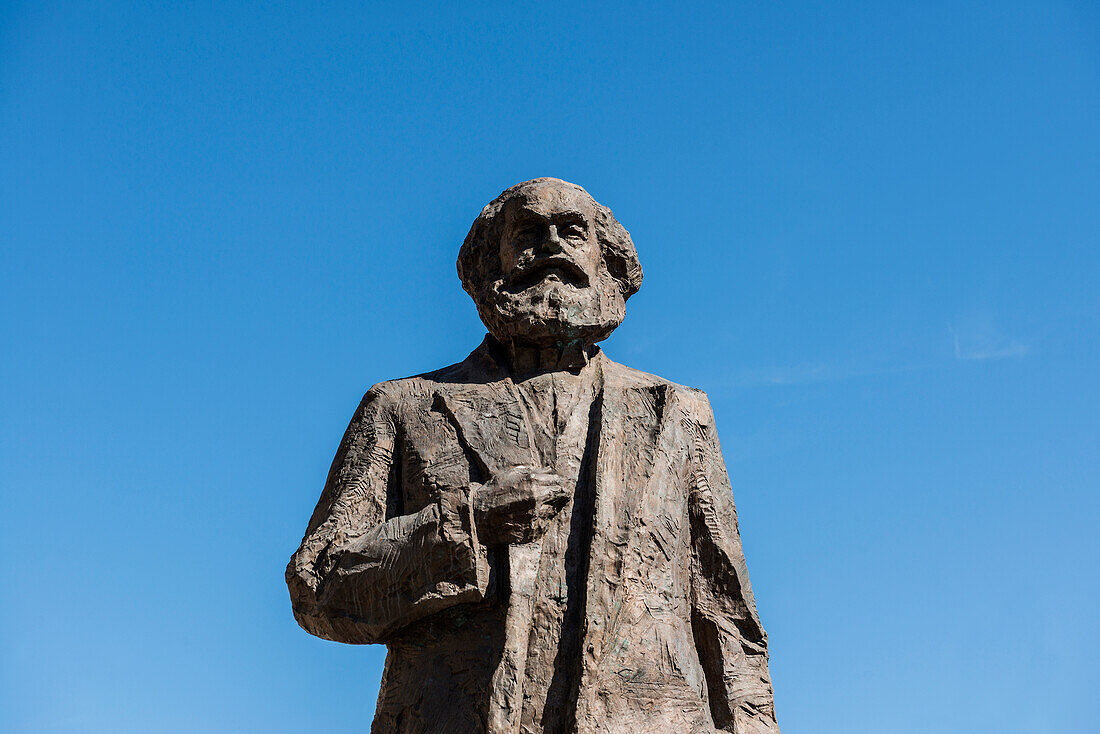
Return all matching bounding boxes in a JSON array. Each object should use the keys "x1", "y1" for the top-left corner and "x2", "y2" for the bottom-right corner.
[
  {"x1": 432, "y1": 349, "x2": 549, "y2": 734},
  {"x1": 434, "y1": 381, "x2": 536, "y2": 479},
  {"x1": 431, "y1": 338, "x2": 537, "y2": 478},
  {"x1": 576, "y1": 368, "x2": 679, "y2": 725},
  {"x1": 589, "y1": 376, "x2": 675, "y2": 553}
]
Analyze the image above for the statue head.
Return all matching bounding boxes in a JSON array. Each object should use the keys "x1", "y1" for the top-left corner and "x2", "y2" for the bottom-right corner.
[{"x1": 458, "y1": 178, "x2": 642, "y2": 349}]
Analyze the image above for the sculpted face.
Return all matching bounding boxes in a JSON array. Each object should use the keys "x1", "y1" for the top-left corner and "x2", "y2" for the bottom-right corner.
[
  {"x1": 498, "y1": 187, "x2": 600, "y2": 307},
  {"x1": 473, "y1": 181, "x2": 629, "y2": 348}
]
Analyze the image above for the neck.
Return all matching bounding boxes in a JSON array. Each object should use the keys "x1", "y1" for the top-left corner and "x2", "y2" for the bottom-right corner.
[{"x1": 488, "y1": 335, "x2": 596, "y2": 376}]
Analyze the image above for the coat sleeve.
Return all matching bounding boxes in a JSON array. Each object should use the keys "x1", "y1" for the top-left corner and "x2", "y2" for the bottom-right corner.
[
  {"x1": 687, "y1": 393, "x2": 780, "y2": 734},
  {"x1": 286, "y1": 382, "x2": 488, "y2": 645}
]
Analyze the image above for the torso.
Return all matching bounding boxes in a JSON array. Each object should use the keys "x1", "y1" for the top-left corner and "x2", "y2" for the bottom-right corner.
[{"x1": 512, "y1": 365, "x2": 599, "y2": 733}]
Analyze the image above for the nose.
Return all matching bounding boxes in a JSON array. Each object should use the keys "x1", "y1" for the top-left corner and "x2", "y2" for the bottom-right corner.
[{"x1": 542, "y1": 224, "x2": 565, "y2": 254}]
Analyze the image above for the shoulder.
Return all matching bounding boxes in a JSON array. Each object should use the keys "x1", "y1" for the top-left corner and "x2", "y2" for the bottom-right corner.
[
  {"x1": 357, "y1": 374, "x2": 437, "y2": 418},
  {"x1": 598, "y1": 354, "x2": 716, "y2": 422},
  {"x1": 356, "y1": 345, "x2": 493, "y2": 415}
]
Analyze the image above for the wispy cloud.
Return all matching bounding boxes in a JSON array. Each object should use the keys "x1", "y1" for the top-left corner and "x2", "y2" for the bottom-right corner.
[
  {"x1": 949, "y1": 312, "x2": 1031, "y2": 361},
  {"x1": 951, "y1": 334, "x2": 1030, "y2": 360},
  {"x1": 723, "y1": 360, "x2": 927, "y2": 388},
  {"x1": 663, "y1": 311, "x2": 1032, "y2": 394}
]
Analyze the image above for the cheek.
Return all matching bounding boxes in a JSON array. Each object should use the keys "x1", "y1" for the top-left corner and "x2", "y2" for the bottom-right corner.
[
  {"x1": 581, "y1": 238, "x2": 602, "y2": 270},
  {"x1": 498, "y1": 240, "x2": 520, "y2": 273}
]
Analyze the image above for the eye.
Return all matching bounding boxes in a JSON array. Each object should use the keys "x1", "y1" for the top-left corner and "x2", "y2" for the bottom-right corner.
[
  {"x1": 558, "y1": 222, "x2": 586, "y2": 239},
  {"x1": 512, "y1": 222, "x2": 540, "y2": 242}
]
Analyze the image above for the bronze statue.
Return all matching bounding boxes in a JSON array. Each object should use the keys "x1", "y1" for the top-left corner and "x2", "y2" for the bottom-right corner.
[{"x1": 287, "y1": 178, "x2": 779, "y2": 733}]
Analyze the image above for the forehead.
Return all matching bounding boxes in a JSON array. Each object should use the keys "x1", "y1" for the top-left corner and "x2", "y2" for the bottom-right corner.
[{"x1": 502, "y1": 185, "x2": 594, "y2": 222}]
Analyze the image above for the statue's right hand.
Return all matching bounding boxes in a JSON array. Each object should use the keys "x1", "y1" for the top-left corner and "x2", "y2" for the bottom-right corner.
[{"x1": 472, "y1": 465, "x2": 571, "y2": 546}]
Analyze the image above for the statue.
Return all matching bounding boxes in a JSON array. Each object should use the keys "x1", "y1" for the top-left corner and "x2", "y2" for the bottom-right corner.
[{"x1": 287, "y1": 178, "x2": 780, "y2": 733}]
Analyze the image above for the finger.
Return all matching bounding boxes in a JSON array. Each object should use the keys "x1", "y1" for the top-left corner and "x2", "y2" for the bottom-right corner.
[{"x1": 537, "y1": 481, "x2": 572, "y2": 499}]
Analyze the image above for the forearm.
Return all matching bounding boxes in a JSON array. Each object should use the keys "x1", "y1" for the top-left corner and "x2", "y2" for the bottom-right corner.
[{"x1": 289, "y1": 502, "x2": 487, "y2": 644}]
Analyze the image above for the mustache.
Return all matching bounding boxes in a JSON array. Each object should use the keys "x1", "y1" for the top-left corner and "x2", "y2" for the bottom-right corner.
[{"x1": 501, "y1": 255, "x2": 591, "y2": 293}]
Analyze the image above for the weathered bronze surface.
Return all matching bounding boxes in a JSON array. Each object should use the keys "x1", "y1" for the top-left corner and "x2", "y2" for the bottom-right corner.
[{"x1": 288, "y1": 178, "x2": 779, "y2": 733}]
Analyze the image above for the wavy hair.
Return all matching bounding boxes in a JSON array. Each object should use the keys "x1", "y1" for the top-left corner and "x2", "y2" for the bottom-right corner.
[{"x1": 457, "y1": 178, "x2": 643, "y2": 305}]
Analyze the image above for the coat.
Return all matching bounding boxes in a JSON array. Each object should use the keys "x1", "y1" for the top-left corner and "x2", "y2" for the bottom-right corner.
[{"x1": 287, "y1": 338, "x2": 779, "y2": 733}]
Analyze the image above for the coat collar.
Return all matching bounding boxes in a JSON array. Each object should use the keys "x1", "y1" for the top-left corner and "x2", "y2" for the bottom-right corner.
[{"x1": 433, "y1": 336, "x2": 611, "y2": 478}]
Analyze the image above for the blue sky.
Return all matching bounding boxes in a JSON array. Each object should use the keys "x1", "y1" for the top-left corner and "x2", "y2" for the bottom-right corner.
[{"x1": 2, "y1": 2, "x2": 1098, "y2": 732}]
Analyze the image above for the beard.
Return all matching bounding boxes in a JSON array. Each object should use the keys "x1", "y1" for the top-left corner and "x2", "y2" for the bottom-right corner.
[{"x1": 475, "y1": 273, "x2": 627, "y2": 348}]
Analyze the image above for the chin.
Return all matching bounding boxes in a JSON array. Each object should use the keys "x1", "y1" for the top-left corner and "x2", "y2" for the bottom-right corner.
[{"x1": 478, "y1": 277, "x2": 626, "y2": 347}]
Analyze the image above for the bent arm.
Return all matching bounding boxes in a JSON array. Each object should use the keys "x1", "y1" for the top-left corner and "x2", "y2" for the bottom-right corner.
[
  {"x1": 286, "y1": 384, "x2": 486, "y2": 645},
  {"x1": 688, "y1": 396, "x2": 779, "y2": 733}
]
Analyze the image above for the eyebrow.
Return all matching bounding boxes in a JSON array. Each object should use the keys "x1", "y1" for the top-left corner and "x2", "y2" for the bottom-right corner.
[{"x1": 512, "y1": 208, "x2": 589, "y2": 224}]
